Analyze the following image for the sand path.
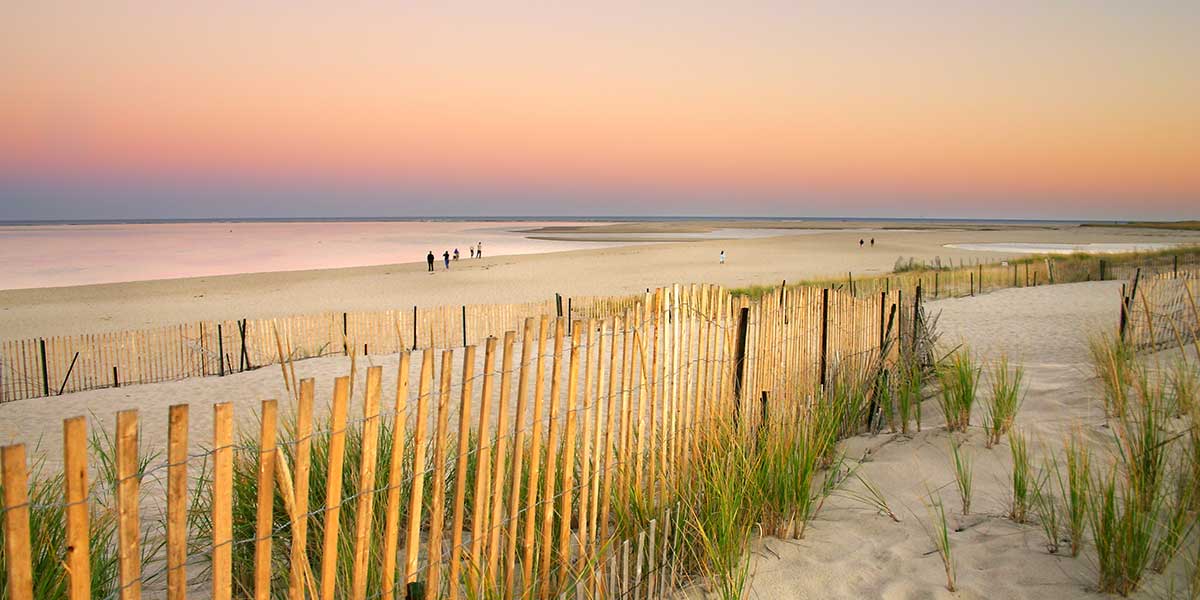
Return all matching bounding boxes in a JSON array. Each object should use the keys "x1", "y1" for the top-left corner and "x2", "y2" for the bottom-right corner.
[{"x1": 746, "y1": 280, "x2": 1188, "y2": 599}]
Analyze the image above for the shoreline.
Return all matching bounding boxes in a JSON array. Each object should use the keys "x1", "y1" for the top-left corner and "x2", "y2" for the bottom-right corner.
[{"x1": 2, "y1": 223, "x2": 1198, "y2": 339}]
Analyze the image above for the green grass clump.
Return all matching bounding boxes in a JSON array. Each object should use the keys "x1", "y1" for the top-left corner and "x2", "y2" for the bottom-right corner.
[
  {"x1": 1031, "y1": 460, "x2": 1061, "y2": 554},
  {"x1": 919, "y1": 491, "x2": 956, "y2": 592},
  {"x1": 1089, "y1": 333, "x2": 1134, "y2": 419},
  {"x1": 1089, "y1": 466, "x2": 1157, "y2": 596},
  {"x1": 983, "y1": 356, "x2": 1024, "y2": 448},
  {"x1": 1168, "y1": 357, "x2": 1198, "y2": 417},
  {"x1": 1009, "y1": 429, "x2": 1032, "y2": 523},
  {"x1": 949, "y1": 437, "x2": 973, "y2": 515},
  {"x1": 938, "y1": 350, "x2": 980, "y2": 432},
  {"x1": 680, "y1": 425, "x2": 759, "y2": 600},
  {"x1": 1055, "y1": 429, "x2": 1090, "y2": 557},
  {"x1": 894, "y1": 355, "x2": 926, "y2": 434}
]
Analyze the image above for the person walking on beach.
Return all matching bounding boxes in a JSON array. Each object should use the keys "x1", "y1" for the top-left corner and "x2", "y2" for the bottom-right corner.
[
  {"x1": 859, "y1": 239, "x2": 864, "y2": 247},
  {"x1": 453, "y1": 248, "x2": 460, "y2": 261},
  {"x1": 719, "y1": 250, "x2": 726, "y2": 264},
  {"x1": 443, "y1": 250, "x2": 451, "y2": 269},
  {"x1": 476, "y1": 241, "x2": 483, "y2": 258},
  {"x1": 470, "y1": 246, "x2": 475, "y2": 258},
  {"x1": 870, "y1": 238, "x2": 875, "y2": 247},
  {"x1": 426, "y1": 250, "x2": 435, "y2": 272}
]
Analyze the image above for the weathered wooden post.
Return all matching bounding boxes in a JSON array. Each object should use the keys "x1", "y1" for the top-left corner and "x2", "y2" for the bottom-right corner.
[
  {"x1": 58, "y1": 352, "x2": 80, "y2": 395},
  {"x1": 461, "y1": 305, "x2": 468, "y2": 347},
  {"x1": 819, "y1": 288, "x2": 830, "y2": 388},
  {"x1": 732, "y1": 306, "x2": 750, "y2": 431},
  {"x1": 1119, "y1": 284, "x2": 1128, "y2": 341},
  {"x1": 343, "y1": 312, "x2": 349, "y2": 356},
  {"x1": 1174, "y1": 255, "x2": 1179, "y2": 278},
  {"x1": 878, "y1": 291, "x2": 887, "y2": 350},
  {"x1": 38, "y1": 339, "x2": 49, "y2": 397},
  {"x1": 412, "y1": 305, "x2": 418, "y2": 350},
  {"x1": 934, "y1": 271, "x2": 939, "y2": 298},
  {"x1": 969, "y1": 272, "x2": 974, "y2": 296},
  {"x1": 218, "y1": 324, "x2": 225, "y2": 376},
  {"x1": 912, "y1": 284, "x2": 922, "y2": 354},
  {"x1": 113, "y1": 366, "x2": 120, "y2": 388}
]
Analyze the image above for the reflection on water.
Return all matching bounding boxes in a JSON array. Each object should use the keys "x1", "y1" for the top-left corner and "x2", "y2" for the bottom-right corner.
[{"x1": 0, "y1": 221, "x2": 789, "y2": 290}]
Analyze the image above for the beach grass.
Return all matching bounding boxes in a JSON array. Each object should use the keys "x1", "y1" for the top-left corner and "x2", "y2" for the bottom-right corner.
[
  {"x1": 1008, "y1": 429, "x2": 1031, "y2": 524},
  {"x1": 983, "y1": 356, "x2": 1024, "y2": 448},
  {"x1": 949, "y1": 436, "x2": 973, "y2": 516},
  {"x1": 937, "y1": 349, "x2": 979, "y2": 432}
]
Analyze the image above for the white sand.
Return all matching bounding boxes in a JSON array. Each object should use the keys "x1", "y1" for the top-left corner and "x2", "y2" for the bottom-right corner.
[
  {"x1": 3, "y1": 222, "x2": 1198, "y2": 339},
  {"x1": 747, "y1": 280, "x2": 1190, "y2": 599}
]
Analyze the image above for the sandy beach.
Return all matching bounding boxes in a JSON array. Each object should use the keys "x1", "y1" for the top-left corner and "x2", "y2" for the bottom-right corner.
[
  {"x1": 2, "y1": 221, "x2": 1197, "y2": 340},
  {"x1": 1, "y1": 275, "x2": 1190, "y2": 598}
]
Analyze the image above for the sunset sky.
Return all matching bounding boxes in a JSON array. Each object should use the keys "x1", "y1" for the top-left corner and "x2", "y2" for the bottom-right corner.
[{"x1": 2, "y1": 2, "x2": 1197, "y2": 220}]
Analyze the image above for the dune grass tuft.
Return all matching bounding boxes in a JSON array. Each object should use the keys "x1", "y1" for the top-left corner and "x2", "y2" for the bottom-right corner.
[
  {"x1": 937, "y1": 350, "x2": 979, "y2": 432},
  {"x1": 983, "y1": 356, "x2": 1024, "y2": 448},
  {"x1": 949, "y1": 436, "x2": 973, "y2": 515},
  {"x1": 1008, "y1": 429, "x2": 1032, "y2": 524}
]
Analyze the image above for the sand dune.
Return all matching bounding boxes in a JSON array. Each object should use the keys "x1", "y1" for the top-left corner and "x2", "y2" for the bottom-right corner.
[{"x1": 747, "y1": 280, "x2": 1190, "y2": 599}]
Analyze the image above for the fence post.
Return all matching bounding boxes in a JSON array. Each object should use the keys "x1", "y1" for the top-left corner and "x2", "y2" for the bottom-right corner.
[
  {"x1": 1119, "y1": 284, "x2": 1128, "y2": 341},
  {"x1": 1100, "y1": 259, "x2": 1107, "y2": 281},
  {"x1": 1174, "y1": 255, "x2": 1179, "y2": 278},
  {"x1": 58, "y1": 351, "x2": 80, "y2": 395},
  {"x1": 238, "y1": 319, "x2": 250, "y2": 371},
  {"x1": 461, "y1": 305, "x2": 468, "y2": 347},
  {"x1": 113, "y1": 366, "x2": 120, "y2": 388},
  {"x1": 934, "y1": 271, "x2": 939, "y2": 298},
  {"x1": 2, "y1": 444, "x2": 34, "y2": 600},
  {"x1": 912, "y1": 284, "x2": 922, "y2": 354},
  {"x1": 567, "y1": 298, "x2": 573, "y2": 334},
  {"x1": 556, "y1": 293, "x2": 563, "y2": 319},
  {"x1": 343, "y1": 312, "x2": 349, "y2": 356},
  {"x1": 758, "y1": 391, "x2": 769, "y2": 445},
  {"x1": 819, "y1": 288, "x2": 829, "y2": 388},
  {"x1": 848, "y1": 272, "x2": 853, "y2": 296},
  {"x1": 412, "y1": 305, "x2": 418, "y2": 350},
  {"x1": 39, "y1": 338, "x2": 49, "y2": 397},
  {"x1": 878, "y1": 291, "x2": 886, "y2": 350},
  {"x1": 732, "y1": 307, "x2": 750, "y2": 431},
  {"x1": 969, "y1": 272, "x2": 974, "y2": 296},
  {"x1": 218, "y1": 323, "x2": 225, "y2": 376}
]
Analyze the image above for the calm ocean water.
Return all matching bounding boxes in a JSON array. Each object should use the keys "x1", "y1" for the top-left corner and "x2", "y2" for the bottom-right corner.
[{"x1": 0, "y1": 220, "x2": 792, "y2": 290}]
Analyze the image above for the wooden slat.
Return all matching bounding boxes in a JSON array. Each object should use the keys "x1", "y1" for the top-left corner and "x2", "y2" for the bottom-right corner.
[
  {"x1": 425, "y1": 349, "x2": 455, "y2": 594},
  {"x1": 380, "y1": 353, "x2": 411, "y2": 598},
  {"x1": 503, "y1": 319, "x2": 537, "y2": 595},
  {"x1": 2, "y1": 444, "x2": 34, "y2": 600},
  {"x1": 537, "y1": 319, "x2": 566, "y2": 598},
  {"x1": 468, "y1": 338, "x2": 498, "y2": 595},
  {"x1": 485, "y1": 331, "x2": 516, "y2": 588},
  {"x1": 63, "y1": 416, "x2": 91, "y2": 600},
  {"x1": 519, "y1": 316, "x2": 550, "y2": 594},
  {"x1": 212, "y1": 403, "x2": 234, "y2": 600},
  {"x1": 319, "y1": 377, "x2": 351, "y2": 600},
  {"x1": 254, "y1": 399, "x2": 278, "y2": 600},
  {"x1": 350, "y1": 366, "x2": 384, "y2": 600},
  {"x1": 447, "y1": 345, "x2": 478, "y2": 600},
  {"x1": 556, "y1": 324, "x2": 582, "y2": 587},
  {"x1": 116, "y1": 409, "x2": 141, "y2": 600},
  {"x1": 404, "y1": 350, "x2": 435, "y2": 586},
  {"x1": 288, "y1": 379, "x2": 316, "y2": 600},
  {"x1": 167, "y1": 405, "x2": 189, "y2": 600}
]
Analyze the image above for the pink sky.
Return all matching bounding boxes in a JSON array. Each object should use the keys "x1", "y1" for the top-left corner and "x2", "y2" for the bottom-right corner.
[{"x1": 2, "y1": 3, "x2": 1198, "y2": 219}]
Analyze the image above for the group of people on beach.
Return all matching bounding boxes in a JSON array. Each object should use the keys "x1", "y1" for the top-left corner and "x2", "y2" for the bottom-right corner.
[{"x1": 427, "y1": 242, "x2": 483, "y2": 272}]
